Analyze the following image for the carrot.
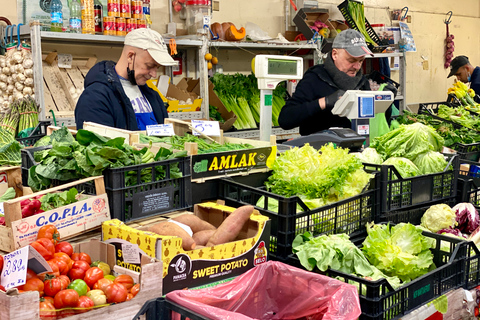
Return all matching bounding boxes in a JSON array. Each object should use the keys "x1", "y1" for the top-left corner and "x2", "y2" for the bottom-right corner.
[
  {"x1": 193, "y1": 230, "x2": 216, "y2": 246},
  {"x1": 172, "y1": 214, "x2": 216, "y2": 233},
  {"x1": 148, "y1": 222, "x2": 196, "y2": 251},
  {"x1": 206, "y1": 205, "x2": 255, "y2": 247}
]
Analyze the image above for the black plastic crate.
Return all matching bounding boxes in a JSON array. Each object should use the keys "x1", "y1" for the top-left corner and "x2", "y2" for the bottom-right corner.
[
  {"x1": 21, "y1": 146, "x2": 192, "y2": 222},
  {"x1": 16, "y1": 120, "x2": 51, "y2": 147},
  {"x1": 457, "y1": 159, "x2": 480, "y2": 205},
  {"x1": 363, "y1": 153, "x2": 458, "y2": 215},
  {"x1": 287, "y1": 226, "x2": 471, "y2": 320},
  {"x1": 218, "y1": 172, "x2": 379, "y2": 261},
  {"x1": 338, "y1": 0, "x2": 382, "y2": 47},
  {"x1": 375, "y1": 200, "x2": 456, "y2": 226},
  {"x1": 418, "y1": 102, "x2": 480, "y2": 133},
  {"x1": 133, "y1": 297, "x2": 209, "y2": 320}
]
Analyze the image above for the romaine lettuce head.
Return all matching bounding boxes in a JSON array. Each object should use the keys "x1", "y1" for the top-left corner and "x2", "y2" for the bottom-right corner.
[
  {"x1": 382, "y1": 157, "x2": 420, "y2": 178},
  {"x1": 413, "y1": 151, "x2": 449, "y2": 175},
  {"x1": 355, "y1": 147, "x2": 384, "y2": 164},
  {"x1": 420, "y1": 204, "x2": 457, "y2": 233},
  {"x1": 370, "y1": 122, "x2": 444, "y2": 161}
]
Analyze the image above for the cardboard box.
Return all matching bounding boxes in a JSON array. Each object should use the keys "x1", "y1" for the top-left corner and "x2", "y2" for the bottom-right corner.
[
  {"x1": 166, "y1": 78, "x2": 203, "y2": 113},
  {"x1": 0, "y1": 166, "x2": 24, "y2": 199},
  {"x1": 102, "y1": 201, "x2": 271, "y2": 294},
  {"x1": 0, "y1": 176, "x2": 111, "y2": 252},
  {"x1": 293, "y1": 8, "x2": 329, "y2": 40},
  {"x1": 0, "y1": 239, "x2": 163, "y2": 320}
]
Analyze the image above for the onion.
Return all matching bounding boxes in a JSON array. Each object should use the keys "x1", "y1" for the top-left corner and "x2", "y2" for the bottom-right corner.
[
  {"x1": 11, "y1": 73, "x2": 17, "y2": 82},
  {"x1": 6, "y1": 76, "x2": 13, "y2": 84},
  {"x1": 15, "y1": 64, "x2": 25, "y2": 74},
  {"x1": 9, "y1": 66, "x2": 15, "y2": 74},
  {"x1": 0, "y1": 82, "x2": 7, "y2": 91},
  {"x1": 12, "y1": 51, "x2": 23, "y2": 64},
  {"x1": 24, "y1": 78, "x2": 34, "y2": 87},
  {"x1": 24, "y1": 68, "x2": 33, "y2": 77},
  {"x1": 6, "y1": 84, "x2": 13, "y2": 93},
  {"x1": 15, "y1": 82, "x2": 24, "y2": 91},
  {"x1": 23, "y1": 86, "x2": 33, "y2": 95},
  {"x1": 2, "y1": 66, "x2": 10, "y2": 75},
  {"x1": 17, "y1": 73, "x2": 26, "y2": 83},
  {"x1": 0, "y1": 74, "x2": 7, "y2": 82},
  {"x1": 23, "y1": 58, "x2": 33, "y2": 69}
]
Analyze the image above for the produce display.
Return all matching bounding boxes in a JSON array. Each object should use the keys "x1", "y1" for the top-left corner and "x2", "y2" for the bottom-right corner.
[
  {"x1": 437, "y1": 104, "x2": 480, "y2": 131},
  {"x1": 448, "y1": 81, "x2": 477, "y2": 108},
  {"x1": 0, "y1": 127, "x2": 22, "y2": 166},
  {"x1": 0, "y1": 96, "x2": 40, "y2": 138}
]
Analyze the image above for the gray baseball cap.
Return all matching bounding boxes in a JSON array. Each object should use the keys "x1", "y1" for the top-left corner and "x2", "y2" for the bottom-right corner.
[{"x1": 332, "y1": 29, "x2": 373, "y2": 57}]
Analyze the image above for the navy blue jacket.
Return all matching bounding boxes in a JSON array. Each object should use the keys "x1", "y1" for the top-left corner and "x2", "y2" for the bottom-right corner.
[
  {"x1": 75, "y1": 61, "x2": 168, "y2": 130},
  {"x1": 278, "y1": 64, "x2": 370, "y2": 136},
  {"x1": 471, "y1": 66, "x2": 480, "y2": 103}
]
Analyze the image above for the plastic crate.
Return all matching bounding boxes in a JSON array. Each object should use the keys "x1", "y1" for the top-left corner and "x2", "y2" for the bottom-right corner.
[
  {"x1": 375, "y1": 200, "x2": 456, "y2": 225},
  {"x1": 133, "y1": 297, "x2": 209, "y2": 320},
  {"x1": 218, "y1": 172, "x2": 379, "y2": 261},
  {"x1": 21, "y1": 146, "x2": 192, "y2": 222},
  {"x1": 287, "y1": 226, "x2": 472, "y2": 320},
  {"x1": 337, "y1": 0, "x2": 381, "y2": 47},
  {"x1": 363, "y1": 153, "x2": 458, "y2": 215},
  {"x1": 16, "y1": 120, "x2": 51, "y2": 147},
  {"x1": 457, "y1": 159, "x2": 480, "y2": 205},
  {"x1": 418, "y1": 102, "x2": 480, "y2": 133}
]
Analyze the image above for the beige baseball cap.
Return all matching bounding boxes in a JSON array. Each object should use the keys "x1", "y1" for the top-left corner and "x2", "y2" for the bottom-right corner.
[{"x1": 124, "y1": 28, "x2": 176, "y2": 66}]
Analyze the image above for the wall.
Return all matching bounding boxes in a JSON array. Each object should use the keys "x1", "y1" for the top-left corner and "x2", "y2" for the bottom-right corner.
[{"x1": 3, "y1": 0, "x2": 480, "y2": 105}]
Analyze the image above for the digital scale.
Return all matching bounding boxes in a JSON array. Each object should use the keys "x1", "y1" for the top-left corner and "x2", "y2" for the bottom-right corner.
[
  {"x1": 282, "y1": 128, "x2": 366, "y2": 151},
  {"x1": 253, "y1": 55, "x2": 304, "y2": 141}
]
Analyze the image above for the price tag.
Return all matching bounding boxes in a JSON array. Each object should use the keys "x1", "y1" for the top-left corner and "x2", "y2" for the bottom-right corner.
[
  {"x1": 146, "y1": 124, "x2": 175, "y2": 136},
  {"x1": 121, "y1": 243, "x2": 141, "y2": 264},
  {"x1": 57, "y1": 53, "x2": 73, "y2": 69},
  {"x1": 1, "y1": 246, "x2": 52, "y2": 290},
  {"x1": 191, "y1": 120, "x2": 220, "y2": 137},
  {"x1": 203, "y1": 15, "x2": 211, "y2": 27},
  {"x1": 0, "y1": 202, "x2": 4, "y2": 216}
]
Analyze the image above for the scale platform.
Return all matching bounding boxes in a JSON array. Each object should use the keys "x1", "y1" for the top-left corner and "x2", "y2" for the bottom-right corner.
[{"x1": 281, "y1": 128, "x2": 366, "y2": 151}]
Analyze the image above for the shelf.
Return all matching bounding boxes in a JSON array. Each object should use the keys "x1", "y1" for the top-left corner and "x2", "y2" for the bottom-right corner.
[
  {"x1": 223, "y1": 127, "x2": 300, "y2": 140},
  {"x1": 208, "y1": 40, "x2": 318, "y2": 50}
]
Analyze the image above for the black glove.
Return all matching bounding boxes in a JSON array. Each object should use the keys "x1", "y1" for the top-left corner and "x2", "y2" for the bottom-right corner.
[
  {"x1": 383, "y1": 83, "x2": 398, "y2": 98},
  {"x1": 324, "y1": 90, "x2": 346, "y2": 111}
]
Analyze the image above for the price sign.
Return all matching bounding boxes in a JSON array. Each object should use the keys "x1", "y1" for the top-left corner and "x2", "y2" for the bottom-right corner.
[
  {"x1": 0, "y1": 202, "x2": 4, "y2": 215},
  {"x1": 191, "y1": 120, "x2": 220, "y2": 137},
  {"x1": 57, "y1": 54, "x2": 73, "y2": 69},
  {"x1": 121, "y1": 243, "x2": 141, "y2": 264},
  {"x1": 146, "y1": 124, "x2": 175, "y2": 136}
]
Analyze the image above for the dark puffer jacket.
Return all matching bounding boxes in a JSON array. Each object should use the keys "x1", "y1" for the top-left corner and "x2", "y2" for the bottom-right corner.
[{"x1": 75, "y1": 61, "x2": 168, "y2": 130}]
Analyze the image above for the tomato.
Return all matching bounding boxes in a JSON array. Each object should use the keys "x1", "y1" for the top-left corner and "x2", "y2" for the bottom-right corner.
[
  {"x1": 71, "y1": 252, "x2": 92, "y2": 265},
  {"x1": 31, "y1": 238, "x2": 55, "y2": 261},
  {"x1": 37, "y1": 225, "x2": 61, "y2": 245},
  {"x1": 19, "y1": 277, "x2": 44, "y2": 296},
  {"x1": 53, "y1": 252, "x2": 74, "y2": 270},
  {"x1": 55, "y1": 241, "x2": 73, "y2": 257},
  {"x1": 104, "y1": 283, "x2": 128, "y2": 303},
  {"x1": 86, "y1": 289, "x2": 107, "y2": 306},
  {"x1": 130, "y1": 283, "x2": 140, "y2": 297},
  {"x1": 38, "y1": 261, "x2": 60, "y2": 281},
  {"x1": 26, "y1": 268, "x2": 38, "y2": 281},
  {"x1": 84, "y1": 267, "x2": 104, "y2": 288},
  {"x1": 91, "y1": 261, "x2": 111, "y2": 276},
  {"x1": 0, "y1": 285, "x2": 6, "y2": 292},
  {"x1": 44, "y1": 276, "x2": 68, "y2": 297},
  {"x1": 54, "y1": 289, "x2": 79, "y2": 309},
  {"x1": 114, "y1": 274, "x2": 134, "y2": 291},
  {"x1": 0, "y1": 255, "x2": 3, "y2": 271},
  {"x1": 57, "y1": 275, "x2": 71, "y2": 287},
  {"x1": 104, "y1": 274, "x2": 116, "y2": 281},
  {"x1": 93, "y1": 278, "x2": 113, "y2": 292},
  {"x1": 126, "y1": 293, "x2": 134, "y2": 301},
  {"x1": 77, "y1": 296, "x2": 94, "y2": 313},
  {"x1": 39, "y1": 300, "x2": 57, "y2": 320},
  {"x1": 68, "y1": 260, "x2": 90, "y2": 280},
  {"x1": 43, "y1": 296, "x2": 55, "y2": 305},
  {"x1": 49, "y1": 258, "x2": 70, "y2": 275},
  {"x1": 68, "y1": 279, "x2": 88, "y2": 297}
]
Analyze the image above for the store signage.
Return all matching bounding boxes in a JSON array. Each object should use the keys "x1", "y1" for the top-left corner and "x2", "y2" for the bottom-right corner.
[{"x1": 191, "y1": 120, "x2": 221, "y2": 137}]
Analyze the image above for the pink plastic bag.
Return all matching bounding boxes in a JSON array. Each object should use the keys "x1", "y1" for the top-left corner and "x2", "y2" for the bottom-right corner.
[{"x1": 166, "y1": 261, "x2": 361, "y2": 320}]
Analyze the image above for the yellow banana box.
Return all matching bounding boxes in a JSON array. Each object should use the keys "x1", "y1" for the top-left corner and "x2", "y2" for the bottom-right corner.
[{"x1": 101, "y1": 201, "x2": 270, "y2": 294}]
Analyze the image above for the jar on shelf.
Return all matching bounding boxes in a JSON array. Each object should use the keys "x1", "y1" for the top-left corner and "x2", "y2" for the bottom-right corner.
[{"x1": 185, "y1": 0, "x2": 211, "y2": 35}]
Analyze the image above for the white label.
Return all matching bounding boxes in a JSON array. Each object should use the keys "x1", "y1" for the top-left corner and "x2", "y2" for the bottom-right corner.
[
  {"x1": 121, "y1": 243, "x2": 141, "y2": 264},
  {"x1": 203, "y1": 15, "x2": 211, "y2": 26},
  {"x1": 357, "y1": 125, "x2": 369, "y2": 135},
  {"x1": 57, "y1": 53, "x2": 73, "y2": 69},
  {"x1": 0, "y1": 202, "x2": 4, "y2": 215},
  {"x1": 1, "y1": 246, "x2": 28, "y2": 289},
  {"x1": 146, "y1": 124, "x2": 175, "y2": 136},
  {"x1": 191, "y1": 120, "x2": 220, "y2": 137}
]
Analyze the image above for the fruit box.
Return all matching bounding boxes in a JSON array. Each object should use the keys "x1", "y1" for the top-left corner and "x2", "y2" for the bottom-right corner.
[
  {"x1": 101, "y1": 201, "x2": 271, "y2": 295},
  {"x1": 166, "y1": 78, "x2": 203, "y2": 113},
  {"x1": 0, "y1": 176, "x2": 111, "y2": 252},
  {"x1": 0, "y1": 239, "x2": 163, "y2": 320}
]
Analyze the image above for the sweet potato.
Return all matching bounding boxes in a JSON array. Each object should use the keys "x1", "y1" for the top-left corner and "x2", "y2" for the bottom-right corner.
[
  {"x1": 206, "y1": 205, "x2": 254, "y2": 247},
  {"x1": 148, "y1": 222, "x2": 196, "y2": 250},
  {"x1": 193, "y1": 229, "x2": 216, "y2": 246},
  {"x1": 172, "y1": 214, "x2": 216, "y2": 233}
]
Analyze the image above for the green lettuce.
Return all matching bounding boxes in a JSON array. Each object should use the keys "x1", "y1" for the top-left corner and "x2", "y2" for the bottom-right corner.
[
  {"x1": 355, "y1": 147, "x2": 384, "y2": 164},
  {"x1": 413, "y1": 151, "x2": 449, "y2": 175},
  {"x1": 420, "y1": 204, "x2": 457, "y2": 233},
  {"x1": 382, "y1": 157, "x2": 420, "y2": 178}
]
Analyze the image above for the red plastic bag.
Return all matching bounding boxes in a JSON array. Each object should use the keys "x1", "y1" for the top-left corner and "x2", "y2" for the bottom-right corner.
[{"x1": 166, "y1": 261, "x2": 361, "y2": 320}]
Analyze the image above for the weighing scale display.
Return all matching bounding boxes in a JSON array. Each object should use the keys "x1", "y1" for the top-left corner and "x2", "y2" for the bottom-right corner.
[
  {"x1": 358, "y1": 96, "x2": 374, "y2": 117},
  {"x1": 267, "y1": 58, "x2": 298, "y2": 76}
]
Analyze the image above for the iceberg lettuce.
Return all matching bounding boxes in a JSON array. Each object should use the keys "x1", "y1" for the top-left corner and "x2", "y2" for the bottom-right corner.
[
  {"x1": 413, "y1": 151, "x2": 449, "y2": 175},
  {"x1": 382, "y1": 157, "x2": 420, "y2": 178}
]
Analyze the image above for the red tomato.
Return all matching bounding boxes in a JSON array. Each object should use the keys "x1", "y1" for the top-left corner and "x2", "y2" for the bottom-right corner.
[
  {"x1": 44, "y1": 277, "x2": 68, "y2": 297},
  {"x1": 19, "y1": 278, "x2": 44, "y2": 296},
  {"x1": 104, "y1": 283, "x2": 128, "y2": 303},
  {"x1": 38, "y1": 261, "x2": 60, "y2": 281},
  {"x1": 71, "y1": 252, "x2": 91, "y2": 265},
  {"x1": 0, "y1": 285, "x2": 5, "y2": 292},
  {"x1": 93, "y1": 278, "x2": 113, "y2": 293},
  {"x1": 84, "y1": 267, "x2": 104, "y2": 288},
  {"x1": 130, "y1": 283, "x2": 140, "y2": 297},
  {"x1": 53, "y1": 252, "x2": 74, "y2": 270},
  {"x1": 39, "y1": 300, "x2": 56, "y2": 320},
  {"x1": 126, "y1": 293, "x2": 134, "y2": 301},
  {"x1": 31, "y1": 238, "x2": 55, "y2": 261},
  {"x1": 0, "y1": 255, "x2": 3, "y2": 271},
  {"x1": 54, "y1": 289, "x2": 79, "y2": 309},
  {"x1": 49, "y1": 258, "x2": 70, "y2": 275},
  {"x1": 37, "y1": 225, "x2": 61, "y2": 245},
  {"x1": 77, "y1": 296, "x2": 94, "y2": 313},
  {"x1": 68, "y1": 260, "x2": 90, "y2": 280},
  {"x1": 114, "y1": 274, "x2": 134, "y2": 291},
  {"x1": 43, "y1": 296, "x2": 55, "y2": 305},
  {"x1": 26, "y1": 268, "x2": 38, "y2": 281},
  {"x1": 57, "y1": 275, "x2": 71, "y2": 288},
  {"x1": 55, "y1": 241, "x2": 73, "y2": 257}
]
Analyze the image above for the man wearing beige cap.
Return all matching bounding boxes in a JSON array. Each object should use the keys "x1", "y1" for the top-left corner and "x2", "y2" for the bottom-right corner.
[
  {"x1": 279, "y1": 29, "x2": 396, "y2": 136},
  {"x1": 75, "y1": 28, "x2": 176, "y2": 130}
]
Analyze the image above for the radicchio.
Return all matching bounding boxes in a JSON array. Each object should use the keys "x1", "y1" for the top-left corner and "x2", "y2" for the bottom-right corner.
[
  {"x1": 437, "y1": 228, "x2": 467, "y2": 238},
  {"x1": 453, "y1": 203, "x2": 480, "y2": 233}
]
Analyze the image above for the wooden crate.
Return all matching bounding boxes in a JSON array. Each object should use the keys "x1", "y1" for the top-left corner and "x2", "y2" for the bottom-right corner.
[
  {"x1": 0, "y1": 176, "x2": 111, "y2": 252},
  {"x1": 0, "y1": 239, "x2": 163, "y2": 320},
  {"x1": 42, "y1": 52, "x2": 96, "y2": 120},
  {"x1": 82, "y1": 122, "x2": 141, "y2": 145}
]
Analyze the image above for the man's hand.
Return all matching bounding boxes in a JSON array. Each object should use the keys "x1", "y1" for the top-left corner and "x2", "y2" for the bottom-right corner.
[
  {"x1": 383, "y1": 83, "x2": 398, "y2": 98},
  {"x1": 324, "y1": 90, "x2": 346, "y2": 111}
]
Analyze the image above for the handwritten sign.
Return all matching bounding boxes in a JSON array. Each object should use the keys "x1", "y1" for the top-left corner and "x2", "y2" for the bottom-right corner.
[
  {"x1": 146, "y1": 124, "x2": 175, "y2": 136},
  {"x1": 57, "y1": 53, "x2": 73, "y2": 68},
  {"x1": 121, "y1": 243, "x2": 141, "y2": 264},
  {"x1": 0, "y1": 202, "x2": 4, "y2": 216},
  {"x1": 191, "y1": 120, "x2": 220, "y2": 137}
]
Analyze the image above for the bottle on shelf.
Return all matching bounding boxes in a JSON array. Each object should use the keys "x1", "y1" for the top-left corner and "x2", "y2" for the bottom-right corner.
[
  {"x1": 50, "y1": 0, "x2": 64, "y2": 32},
  {"x1": 94, "y1": 0, "x2": 104, "y2": 34},
  {"x1": 69, "y1": 0, "x2": 82, "y2": 33}
]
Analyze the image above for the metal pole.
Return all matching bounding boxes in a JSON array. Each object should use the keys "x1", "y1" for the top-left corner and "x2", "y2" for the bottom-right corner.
[
  {"x1": 199, "y1": 36, "x2": 209, "y2": 120},
  {"x1": 31, "y1": 22, "x2": 46, "y2": 121},
  {"x1": 259, "y1": 89, "x2": 273, "y2": 141}
]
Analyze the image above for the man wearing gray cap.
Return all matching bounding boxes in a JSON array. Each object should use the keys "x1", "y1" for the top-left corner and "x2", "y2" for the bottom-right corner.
[
  {"x1": 447, "y1": 55, "x2": 480, "y2": 102},
  {"x1": 75, "y1": 28, "x2": 176, "y2": 130},
  {"x1": 279, "y1": 29, "x2": 396, "y2": 136}
]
